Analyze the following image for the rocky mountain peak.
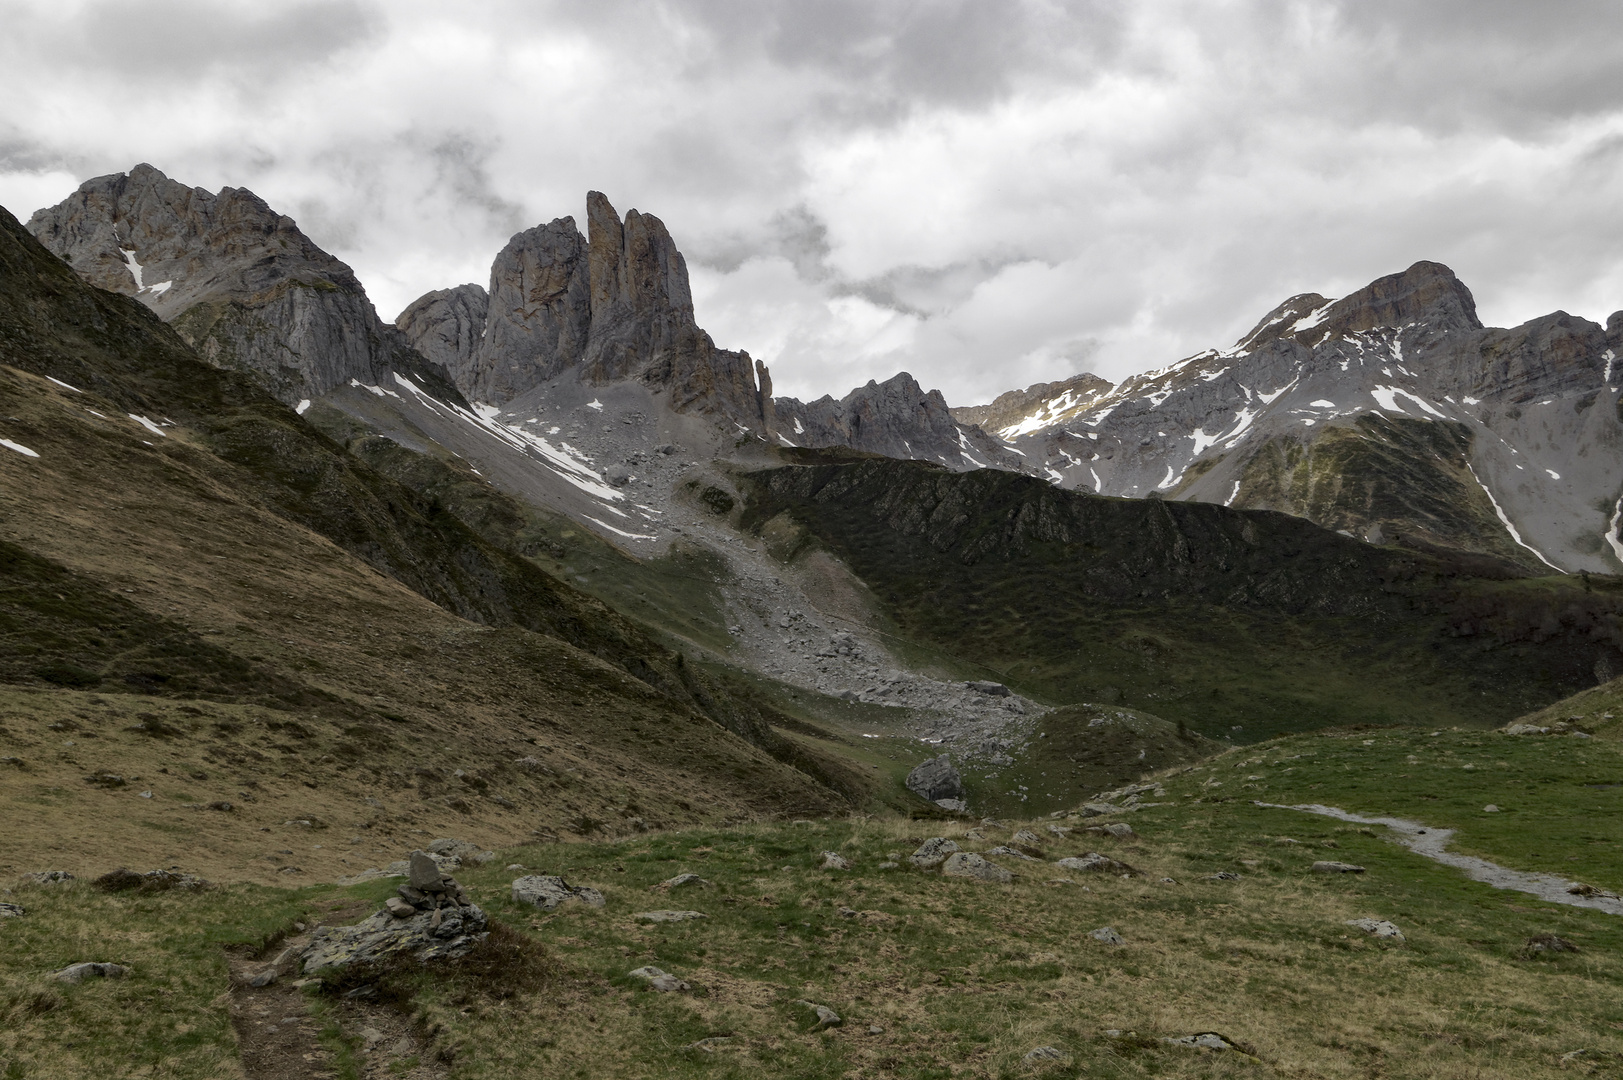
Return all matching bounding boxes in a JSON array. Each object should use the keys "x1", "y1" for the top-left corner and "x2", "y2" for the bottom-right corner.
[
  {"x1": 27, "y1": 163, "x2": 455, "y2": 404},
  {"x1": 1235, "y1": 262, "x2": 1481, "y2": 355},
  {"x1": 951, "y1": 373, "x2": 1114, "y2": 434}
]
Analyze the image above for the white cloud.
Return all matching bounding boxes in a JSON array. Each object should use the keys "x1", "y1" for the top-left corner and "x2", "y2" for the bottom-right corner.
[{"x1": 2, "y1": 0, "x2": 1622, "y2": 408}]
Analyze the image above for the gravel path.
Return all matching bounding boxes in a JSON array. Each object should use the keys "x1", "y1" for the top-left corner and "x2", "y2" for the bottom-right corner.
[{"x1": 1257, "y1": 801, "x2": 1623, "y2": 915}]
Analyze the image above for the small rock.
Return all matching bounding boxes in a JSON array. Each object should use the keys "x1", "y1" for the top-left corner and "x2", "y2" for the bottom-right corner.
[
  {"x1": 1524, "y1": 933, "x2": 1578, "y2": 954},
  {"x1": 1088, "y1": 926, "x2": 1125, "y2": 945},
  {"x1": 384, "y1": 897, "x2": 416, "y2": 919},
  {"x1": 1097, "y1": 823, "x2": 1134, "y2": 839},
  {"x1": 868, "y1": 1024, "x2": 885, "y2": 1035},
  {"x1": 1312, "y1": 861, "x2": 1366, "y2": 874},
  {"x1": 1162, "y1": 1033, "x2": 1237, "y2": 1051},
  {"x1": 684, "y1": 1037, "x2": 734, "y2": 1052},
  {"x1": 1207, "y1": 871, "x2": 1242, "y2": 881},
  {"x1": 1046, "y1": 824, "x2": 1072, "y2": 838},
  {"x1": 1010, "y1": 829, "x2": 1045, "y2": 850},
  {"x1": 820, "y1": 851, "x2": 851, "y2": 870},
  {"x1": 965, "y1": 680, "x2": 1010, "y2": 696},
  {"x1": 941, "y1": 852, "x2": 1013, "y2": 883},
  {"x1": 206, "y1": 800, "x2": 233, "y2": 812},
  {"x1": 1078, "y1": 802, "x2": 1121, "y2": 817},
  {"x1": 793, "y1": 999, "x2": 842, "y2": 1029},
  {"x1": 138, "y1": 791, "x2": 153, "y2": 799},
  {"x1": 909, "y1": 837, "x2": 959, "y2": 871},
  {"x1": 408, "y1": 852, "x2": 446, "y2": 891},
  {"x1": 505, "y1": 864, "x2": 526, "y2": 871},
  {"x1": 1347, "y1": 917, "x2": 1405, "y2": 941},
  {"x1": 1483, "y1": 804, "x2": 1500, "y2": 813},
  {"x1": 22, "y1": 871, "x2": 74, "y2": 884},
  {"x1": 629, "y1": 965, "x2": 690, "y2": 992},
  {"x1": 0, "y1": 903, "x2": 24, "y2": 918},
  {"x1": 1054, "y1": 853, "x2": 1132, "y2": 874},
  {"x1": 877, "y1": 861, "x2": 899, "y2": 870},
  {"x1": 55, "y1": 962, "x2": 128, "y2": 982},
  {"x1": 633, "y1": 910, "x2": 708, "y2": 923},
  {"x1": 655, "y1": 872, "x2": 710, "y2": 891},
  {"x1": 1024, "y1": 1046, "x2": 1070, "y2": 1062},
  {"x1": 985, "y1": 846, "x2": 1041, "y2": 861},
  {"x1": 511, "y1": 875, "x2": 605, "y2": 910},
  {"x1": 1502, "y1": 723, "x2": 1549, "y2": 735},
  {"x1": 247, "y1": 968, "x2": 278, "y2": 988}
]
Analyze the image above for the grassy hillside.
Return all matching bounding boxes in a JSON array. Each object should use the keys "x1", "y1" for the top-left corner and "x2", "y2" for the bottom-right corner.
[
  {"x1": 0, "y1": 203, "x2": 880, "y2": 880},
  {"x1": 739, "y1": 458, "x2": 1623, "y2": 739},
  {"x1": 4, "y1": 726, "x2": 1620, "y2": 1078}
]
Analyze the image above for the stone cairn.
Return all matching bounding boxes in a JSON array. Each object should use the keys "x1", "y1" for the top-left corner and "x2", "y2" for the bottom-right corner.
[{"x1": 386, "y1": 852, "x2": 475, "y2": 929}]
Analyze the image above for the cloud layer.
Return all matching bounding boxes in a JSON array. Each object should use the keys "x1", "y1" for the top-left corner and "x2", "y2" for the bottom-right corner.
[{"x1": 3, "y1": 0, "x2": 1622, "y2": 404}]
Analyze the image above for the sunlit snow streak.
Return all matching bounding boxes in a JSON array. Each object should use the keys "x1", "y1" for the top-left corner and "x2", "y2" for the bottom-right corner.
[
  {"x1": 128, "y1": 414, "x2": 166, "y2": 437},
  {"x1": 1467, "y1": 463, "x2": 1563, "y2": 573},
  {"x1": 1225, "y1": 480, "x2": 1240, "y2": 506},
  {"x1": 46, "y1": 376, "x2": 82, "y2": 393},
  {"x1": 120, "y1": 247, "x2": 144, "y2": 290},
  {"x1": 584, "y1": 516, "x2": 657, "y2": 541},
  {"x1": 1, "y1": 438, "x2": 40, "y2": 458},
  {"x1": 1090, "y1": 468, "x2": 1104, "y2": 493},
  {"x1": 1605, "y1": 350, "x2": 1616, "y2": 384},
  {"x1": 391, "y1": 373, "x2": 625, "y2": 503},
  {"x1": 1608, "y1": 497, "x2": 1623, "y2": 567},
  {"x1": 1158, "y1": 465, "x2": 1178, "y2": 489},
  {"x1": 295, "y1": 399, "x2": 312, "y2": 415}
]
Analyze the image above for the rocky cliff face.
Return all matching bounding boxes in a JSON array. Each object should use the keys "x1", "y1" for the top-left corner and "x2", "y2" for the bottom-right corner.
[
  {"x1": 396, "y1": 193, "x2": 1019, "y2": 471},
  {"x1": 978, "y1": 261, "x2": 1623, "y2": 573},
  {"x1": 395, "y1": 193, "x2": 766, "y2": 426},
  {"x1": 773, "y1": 373, "x2": 1024, "y2": 470},
  {"x1": 26, "y1": 164, "x2": 458, "y2": 406},
  {"x1": 950, "y1": 373, "x2": 1113, "y2": 436}
]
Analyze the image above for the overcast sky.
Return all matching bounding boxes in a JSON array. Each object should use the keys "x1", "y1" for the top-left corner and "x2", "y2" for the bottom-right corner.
[{"x1": 3, "y1": 0, "x2": 1622, "y2": 405}]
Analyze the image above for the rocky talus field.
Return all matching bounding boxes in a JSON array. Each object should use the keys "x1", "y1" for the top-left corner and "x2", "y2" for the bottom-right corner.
[{"x1": 4, "y1": 170, "x2": 1623, "y2": 1079}]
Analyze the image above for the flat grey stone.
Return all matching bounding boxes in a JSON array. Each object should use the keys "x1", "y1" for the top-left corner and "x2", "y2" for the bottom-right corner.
[
  {"x1": 941, "y1": 852, "x2": 1013, "y2": 883},
  {"x1": 0, "y1": 903, "x2": 23, "y2": 918},
  {"x1": 1347, "y1": 917, "x2": 1404, "y2": 941},
  {"x1": 1162, "y1": 1033, "x2": 1237, "y2": 1051},
  {"x1": 1054, "y1": 853, "x2": 1129, "y2": 874},
  {"x1": 656, "y1": 873, "x2": 709, "y2": 891},
  {"x1": 1089, "y1": 926, "x2": 1125, "y2": 945},
  {"x1": 906, "y1": 754, "x2": 964, "y2": 804},
  {"x1": 633, "y1": 910, "x2": 707, "y2": 922},
  {"x1": 1313, "y1": 861, "x2": 1366, "y2": 874},
  {"x1": 984, "y1": 846, "x2": 1040, "y2": 861},
  {"x1": 820, "y1": 851, "x2": 851, "y2": 870},
  {"x1": 408, "y1": 851, "x2": 445, "y2": 890},
  {"x1": 793, "y1": 999, "x2": 842, "y2": 1028},
  {"x1": 629, "y1": 965, "x2": 690, "y2": 992},
  {"x1": 55, "y1": 962, "x2": 128, "y2": 982},
  {"x1": 1024, "y1": 1046, "x2": 1070, "y2": 1062}
]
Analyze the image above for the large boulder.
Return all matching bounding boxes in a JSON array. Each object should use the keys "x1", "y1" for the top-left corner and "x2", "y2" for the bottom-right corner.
[
  {"x1": 908, "y1": 837, "x2": 959, "y2": 871},
  {"x1": 906, "y1": 755, "x2": 965, "y2": 805},
  {"x1": 300, "y1": 904, "x2": 489, "y2": 976},
  {"x1": 511, "y1": 875, "x2": 605, "y2": 911}
]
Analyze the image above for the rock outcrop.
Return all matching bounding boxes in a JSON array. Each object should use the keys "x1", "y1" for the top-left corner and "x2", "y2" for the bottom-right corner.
[
  {"x1": 979, "y1": 259, "x2": 1623, "y2": 573},
  {"x1": 395, "y1": 192, "x2": 769, "y2": 426},
  {"x1": 26, "y1": 164, "x2": 461, "y2": 406}
]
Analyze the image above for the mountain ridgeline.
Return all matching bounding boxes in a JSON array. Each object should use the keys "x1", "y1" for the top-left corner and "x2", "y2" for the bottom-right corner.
[{"x1": 740, "y1": 456, "x2": 1623, "y2": 737}]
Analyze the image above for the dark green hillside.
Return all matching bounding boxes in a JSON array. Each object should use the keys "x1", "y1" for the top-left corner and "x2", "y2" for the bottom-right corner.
[{"x1": 741, "y1": 458, "x2": 1623, "y2": 738}]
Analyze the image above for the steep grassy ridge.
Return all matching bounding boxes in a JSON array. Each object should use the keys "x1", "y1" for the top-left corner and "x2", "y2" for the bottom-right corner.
[
  {"x1": 741, "y1": 459, "x2": 1623, "y2": 738},
  {"x1": 0, "y1": 203, "x2": 870, "y2": 878}
]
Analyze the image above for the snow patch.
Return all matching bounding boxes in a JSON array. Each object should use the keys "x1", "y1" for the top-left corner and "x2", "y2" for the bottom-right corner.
[
  {"x1": 1371, "y1": 386, "x2": 1445, "y2": 418},
  {"x1": 584, "y1": 516, "x2": 657, "y2": 541},
  {"x1": 128, "y1": 414, "x2": 166, "y2": 437},
  {"x1": 793, "y1": 417, "x2": 804, "y2": 434},
  {"x1": 119, "y1": 247, "x2": 144, "y2": 290},
  {"x1": 1158, "y1": 465, "x2": 1179, "y2": 489},
  {"x1": 46, "y1": 376, "x2": 82, "y2": 393},
  {"x1": 1225, "y1": 480, "x2": 1240, "y2": 506},
  {"x1": 1045, "y1": 468, "x2": 1064, "y2": 483},
  {"x1": 295, "y1": 399, "x2": 311, "y2": 415},
  {"x1": 1, "y1": 438, "x2": 40, "y2": 458},
  {"x1": 1607, "y1": 497, "x2": 1623, "y2": 567},
  {"x1": 145, "y1": 280, "x2": 172, "y2": 297},
  {"x1": 1605, "y1": 350, "x2": 1616, "y2": 385},
  {"x1": 1309, "y1": 399, "x2": 1335, "y2": 408},
  {"x1": 1288, "y1": 301, "x2": 1336, "y2": 335},
  {"x1": 1546, "y1": 469, "x2": 1561, "y2": 480},
  {"x1": 1463, "y1": 396, "x2": 1480, "y2": 405},
  {"x1": 777, "y1": 433, "x2": 797, "y2": 447},
  {"x1": 1467, "y1": 463, "x2": 1563, "y2": 573},
  {"x1": 587, "y1": 399, "x2": 604, "y2": 411},
  {"x1": 960, "y1": 450, "x2": 986, "y2": 468}
]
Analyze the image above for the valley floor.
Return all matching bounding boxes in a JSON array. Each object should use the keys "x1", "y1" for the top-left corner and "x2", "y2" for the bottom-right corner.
[{"x1": 3, "y1": 725, "x2": 1622, "y2": 1080}]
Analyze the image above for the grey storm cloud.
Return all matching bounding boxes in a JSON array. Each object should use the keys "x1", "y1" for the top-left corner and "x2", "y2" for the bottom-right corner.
[{"x1": 1, "y1": 0, "x2": 1621, "y2": 405}]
